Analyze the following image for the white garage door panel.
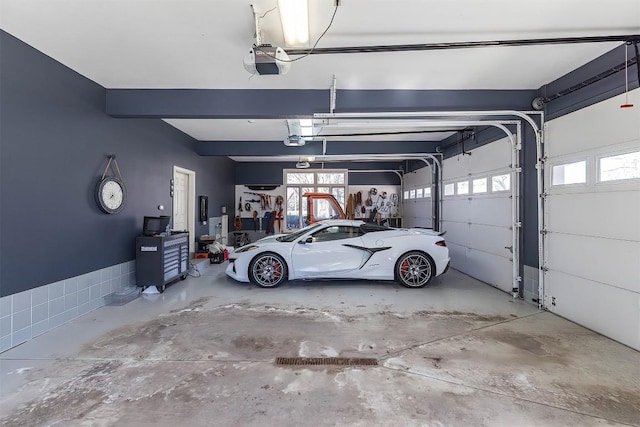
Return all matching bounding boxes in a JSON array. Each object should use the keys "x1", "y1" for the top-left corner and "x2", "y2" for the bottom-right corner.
[
  {"x1": 469, "y1": 197, "x2": 512, "y2": 226},
  {"x1": 447, "y1": 243, "x2": 467, "y2": 270},
  {"x1": 546, "y1": 270, "x2": 640, "y2": 350},
  {"x1": 546, "y1": 234, "x2": 640, "y2": 293},
  {"x1": 444, "y1": 156, "x2": 470, "y2": 178},
  {"x1": 443, "y1": 136, "x2": 515, "y2": 292},
  {"x1": 548, "y1": 192, "x2": 640, "y2": 241},
  {"x1": 403, "y1": 166, "x2": 433, "y2": 229},
  {"x1": 442, "y1": 223, "x2": 469, "y2": 248},
  {"x1": 546, "y1": 92, "x2": 640, "y2": 157},
  {"x1": 544, "y1": 90, "x2": 640, "y2": 350},
  {"x1": 467, "y1": 225, "x2": 512, "y2": 257},
  {"x1": 442, "y1": 199, "x2": 470, "y2": 223},
  {"x1": 466, "y1": 250, "x2": 513, "y2": 292},
  {"x1": 404, "y1": 200, "x2": 432, "y2": 227},
  {"x1": 468, "y1": 138, "x2": 512, "y2": 174}
]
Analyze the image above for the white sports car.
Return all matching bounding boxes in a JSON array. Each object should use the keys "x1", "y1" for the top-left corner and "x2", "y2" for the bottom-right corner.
[{"x1": 225, "y1": 220, "x2": 450, "y2": 288}]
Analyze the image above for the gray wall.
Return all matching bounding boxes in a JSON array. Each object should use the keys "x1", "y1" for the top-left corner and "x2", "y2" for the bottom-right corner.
[{"x1": 0, "y1": 31, "x2": 235, "y2": 297}]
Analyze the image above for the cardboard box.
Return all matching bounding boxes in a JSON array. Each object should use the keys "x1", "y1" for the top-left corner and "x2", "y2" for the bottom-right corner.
[{"x1": 194, "y1": 252, "x2": 208, "y2": 259}]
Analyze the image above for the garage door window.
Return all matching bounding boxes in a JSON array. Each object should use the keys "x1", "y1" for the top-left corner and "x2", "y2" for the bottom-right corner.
[
  {"x1": 491, "y1": 174, "x2": 511, "y2": 192},
  {"x1": 552, "y1": 160, "x2": 587, "y2": 186},
  {"x1": 404, "y1": 191, "x2": 409, "y2": 200},
  {"x1": 598, "y1": 151, "x2": 640, "y2": 182},
  {"x1": 409, "y1": 189, "x2": 416, "y2": 199},
  {"x1": 444, "y1": 183, "x2": 455, "y2": 196},
  {"x1": 457, "y1": 181, "x2": 469, "y2": 195},
  {"x1": 424, "y1": 187, "x2": 431, "y2": 197},
  {"x1": 473, "y1": 177, "x2": 487, "y2": 194}
]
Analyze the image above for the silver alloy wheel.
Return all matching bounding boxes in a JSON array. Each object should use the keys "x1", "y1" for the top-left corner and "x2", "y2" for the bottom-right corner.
[
  {"x1": 250, "y1": 253, "x2": 286, "y2": 288},
  {"x1": 397, "y1": 251, "x2": 433, "y2": 288}
]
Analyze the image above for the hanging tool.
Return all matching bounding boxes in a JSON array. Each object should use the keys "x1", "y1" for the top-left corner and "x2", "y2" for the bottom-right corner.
[
  {"x1": 265, "y1": 211, "x2": 274, "y2": 234},
  {"x1": 244, "y1": 191, "x2": 271, "y2": 211}
]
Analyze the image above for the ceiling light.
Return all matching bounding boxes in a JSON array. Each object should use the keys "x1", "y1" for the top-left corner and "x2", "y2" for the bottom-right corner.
[
  {"x1": 286, "y1": 118, "x2": 315, "y2": 140},
  {"x1": 284, "y1": 136, "x2": 306, "y2": 146},
  {"x1": 278, "y1": 0, "x2": 309, "y2": 47}
]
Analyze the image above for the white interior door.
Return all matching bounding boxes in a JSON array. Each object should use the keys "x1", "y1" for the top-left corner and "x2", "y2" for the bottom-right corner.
[
  {"x1": 544, "y1": 89, "x2": 640, "y2": 350},
  {"x1": 173, "y1": 171, "x2": 188, "y2": 231},
  {"x1": 442, "y1": 138, "x2": 516, "y2": 293},
  {"x1": 173, "y1": 166, "x2": 196, "y2": 253}
]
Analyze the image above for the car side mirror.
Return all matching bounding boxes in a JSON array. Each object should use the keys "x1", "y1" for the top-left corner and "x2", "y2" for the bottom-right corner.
[{"x1": 298, "y1": 237, "x2": 313, "y2": 244}]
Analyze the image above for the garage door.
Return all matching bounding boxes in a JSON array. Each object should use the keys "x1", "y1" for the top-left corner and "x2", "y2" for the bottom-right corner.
[
  {"x1": 544, "y1": 90, "x2": 640, "y2": 350},
  {"x1": 402, "y1": 166, "x2": 433, "y2": 229},
  {"x1": 442, "y1": 138, "x2": 517, "y2": 293}
]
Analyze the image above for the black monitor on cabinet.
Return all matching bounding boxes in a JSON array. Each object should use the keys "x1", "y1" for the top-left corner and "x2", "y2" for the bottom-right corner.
[{"x1": 143, "y1": 216, "x2": 171, "y2": 236}]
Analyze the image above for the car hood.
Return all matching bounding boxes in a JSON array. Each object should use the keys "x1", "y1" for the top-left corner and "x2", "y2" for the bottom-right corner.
[{"x1": 255, "y1": 233, "x2": 287, "y2": 244}]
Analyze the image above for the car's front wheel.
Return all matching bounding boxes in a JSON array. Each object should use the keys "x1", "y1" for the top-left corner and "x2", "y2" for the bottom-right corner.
[
  {"x1": 395, "y1": 251, "x2": 435, "y2": 288},
  {"x1": 249, "y1": 252, "x2": 287, "y2": 288}
]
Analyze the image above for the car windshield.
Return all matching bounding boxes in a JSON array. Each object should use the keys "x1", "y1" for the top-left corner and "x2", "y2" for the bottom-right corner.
[{"x1": 277, "y1": 223, "x2": 324, "y2": 242}]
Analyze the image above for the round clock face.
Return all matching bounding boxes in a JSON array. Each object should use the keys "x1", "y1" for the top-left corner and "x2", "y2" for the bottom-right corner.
[{"x1": 96, "y1": 177, "x2": 126, "y2": 214}]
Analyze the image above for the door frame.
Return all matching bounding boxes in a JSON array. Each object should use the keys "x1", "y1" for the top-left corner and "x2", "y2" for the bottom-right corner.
[{"x1": 173, "y1": 166, "x2": 196, "y2": 253}]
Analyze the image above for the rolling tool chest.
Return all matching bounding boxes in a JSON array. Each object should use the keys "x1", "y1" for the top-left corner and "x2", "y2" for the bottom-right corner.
[{"x1": 135, "y1": 232, "x2": 189, "y2": 292}]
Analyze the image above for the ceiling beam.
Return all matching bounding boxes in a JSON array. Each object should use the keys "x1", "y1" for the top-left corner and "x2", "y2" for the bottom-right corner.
[
  {"x1": 106, "y1": 89, "x2": 537, "y2": 118},
  {"x1": 195, "y1": 140, "x2": 441, "y2": 156},
  {"x1": 539, "y1": 43, "x2": 640, "y2": 120}
]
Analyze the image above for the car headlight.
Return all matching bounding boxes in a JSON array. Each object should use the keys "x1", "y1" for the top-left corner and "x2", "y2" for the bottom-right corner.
[{"x1": 235, "y1": 245, "x2": 259, "y2": 253}]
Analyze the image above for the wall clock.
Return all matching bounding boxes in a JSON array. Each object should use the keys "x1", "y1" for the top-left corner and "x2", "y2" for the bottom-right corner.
[{"x1": 96, "y1": 155, "x2": 127, "y2": 214}]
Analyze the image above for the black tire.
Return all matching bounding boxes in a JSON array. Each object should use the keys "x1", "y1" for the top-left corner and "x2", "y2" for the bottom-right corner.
[
  {"x1": 395, "y1": 251, "x2": 435, "y2": 288},
  {"x1": 158, "y1": 285, "x2": 166, "y2": 293},
  {"x1": 248, "y1": 252, "x2": 287, "y2": 288}
]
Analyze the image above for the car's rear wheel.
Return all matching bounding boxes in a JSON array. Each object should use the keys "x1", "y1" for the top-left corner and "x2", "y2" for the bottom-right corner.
[
  {"x1": 395, "y1": 251, "x2": 435, "y2": 288},
  {"x1": 249, "y1": 252, "x2": 287, "y2": 288}
]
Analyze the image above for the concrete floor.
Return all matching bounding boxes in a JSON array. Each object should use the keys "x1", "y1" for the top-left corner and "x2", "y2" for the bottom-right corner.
[{"x1": 1, "y1": 265, "x2": 639, "y2": 427}]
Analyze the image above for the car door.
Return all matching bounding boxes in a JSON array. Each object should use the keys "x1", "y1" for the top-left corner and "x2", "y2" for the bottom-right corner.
[{"x1": 291, "y1": 225, "x2": 366, "y2": 278}]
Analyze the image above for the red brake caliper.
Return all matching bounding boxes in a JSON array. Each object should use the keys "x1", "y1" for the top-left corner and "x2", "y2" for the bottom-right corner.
[
  {"x1": 401, "y1": 260, "x2": 410, "y2": 274},
  {"x1": 273, "y1": 262, "x2": 281, "y2": 278}
]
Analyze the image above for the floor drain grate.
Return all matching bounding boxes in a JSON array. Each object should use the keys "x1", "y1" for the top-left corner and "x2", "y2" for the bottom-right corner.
[{"x1": 275, "y1": 357, "x2": 379, "y2": 367}]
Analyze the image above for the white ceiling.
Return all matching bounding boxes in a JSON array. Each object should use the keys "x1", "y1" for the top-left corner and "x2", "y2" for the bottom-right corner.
[
  {"x1": 1, "y1": 0, "x2": 639, "y2": 144},
  {"x1": 163, "y1": 118, "x2": 458, "y2": 142}
]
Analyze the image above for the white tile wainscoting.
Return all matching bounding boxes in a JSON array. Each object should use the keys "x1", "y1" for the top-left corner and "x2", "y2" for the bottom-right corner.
[{"x1": 0, "y1": 261, "x2": 135, "y2": 353}]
